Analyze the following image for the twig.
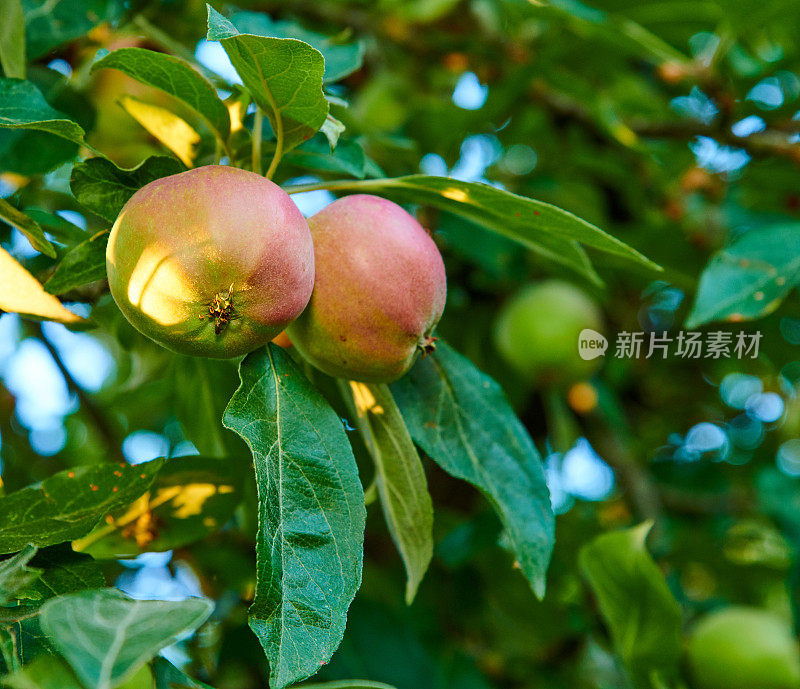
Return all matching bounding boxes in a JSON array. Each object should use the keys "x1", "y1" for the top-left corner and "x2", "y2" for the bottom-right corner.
[
  {"x1": 252, "y1": 108, "x2": 263, "y2": 175},
  {"x1": 265, "y1": 111, "x2": 284, "y2": 180},
  {"x1": 529, "y1": 81, "x2": 800, "y2": 162},
  {"x1": 34, "y1": 323, "x2": 125, "y2": 464}
]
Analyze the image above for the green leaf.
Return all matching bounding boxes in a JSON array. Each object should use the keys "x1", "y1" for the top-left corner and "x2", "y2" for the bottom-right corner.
[
  {"x1": 0, "y1": 129, "x2": 77, "y2": 175},
  {"x1": 377, "y1": 176, "x2": 656, "y2": 268},
  {"x1": 288, "y1": 176, "x2": 658, "y2": 275},
  {"x1": 344, "y1": 381, "x2": 433, "y2": 604},
  {"x1": 546, "y1": 0, "x2": 689, "y2": 64},
  {"x1": 39, "y1": 589, "x2": 213, "y2": 689},
  {"x1": 70, "y1": 156, "x2": 186, "y2": 223},
  {"x1": 228, "y1": 10, "x2": 365, "y2": 83},
  {"x1": 686, "y1": 224, "x2": 800, "y2": 327},
  {"x1": 43, "y1": 231, "x2": 108, "y2": 295},
  {"x1": 206, "y1": 5, "x2": 328, "y2": 153},
  {"x1": 0, "y1": 197, "x2": 55, "y2": 258},
  {"x1": 223, "y1": 345, "x2": 366, "y2": 689},
  {"x1": 91, "y1": 47, "x2": 231, "y2": 143},
  {"x1": 0, "y1": 78, "x2": 86, "y2": 147},
  {"x1": 578, "y1": 523, "x2": 682, "y2": 681},
  {"x1": 152, "y1": 657, "x2": 215, "y2": 689},
  {"x1": 75, "y1": 456, "x2": 243, "y2": 558},
  {"x1": 0, "y1": 459, "x2": 164, "y2": 554},
  {"x1": 392, "y1": 342, "x2": 554, "y2": 599},
  {"x1": 22, "y1": 0, "x2": 122, "y2": 59},
  {"x1": 0, "y1": 0, "x2": 25, "y2": 79},
  {"x1": 171, "y1": 357, "x2": 239, "y2": 458},
  {"x1": 0, "y1": 546, "x2": 42, "y2": 604},
  {"x1": 23, "y1": 545, "x2": 105, "y2": 600},
  {"x1": 300, "y1": 683, "x2": 399, "y2": 689},
  {"x1": 1, "y1": 656, "x2": 84, "y2": 689},
  {"x1": 284, "y1": 136, "x2": 368, "y2": 179}
]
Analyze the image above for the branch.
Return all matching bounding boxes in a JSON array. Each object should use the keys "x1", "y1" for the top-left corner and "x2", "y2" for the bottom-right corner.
[
  {"x1": 34, "y1": 323, "x2": 126, "y2": 464},
  {"x1": 529, "y1": 81, "x2": 800, "y2": 163}
]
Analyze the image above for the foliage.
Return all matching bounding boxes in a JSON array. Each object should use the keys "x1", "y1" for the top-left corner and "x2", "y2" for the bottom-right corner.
[{"x1": 0, "y1": 1, "x2": 799, "y2": 689}]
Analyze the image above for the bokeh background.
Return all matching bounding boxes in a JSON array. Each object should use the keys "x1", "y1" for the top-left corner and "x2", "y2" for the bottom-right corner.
[{"x1": 2, "y1": 1, "x2": 800, "y2": 687}]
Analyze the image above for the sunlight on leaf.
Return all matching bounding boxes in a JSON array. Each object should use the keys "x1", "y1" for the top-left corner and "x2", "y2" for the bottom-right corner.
[
  {"x1": 0, "y1": 0, "x2": 25, "y2": 80},
  {"x1": 74, "y1": 457, "x2": 242, "y2": 558},
  {"x1": 119, "y1": 96, "x2": 200, "y2": 167},
  {"x1": 0, "y1": 247, "x2": 85, "y2": 324},
  {"x1": 346, "y1": 381, "x2": 433, "y2": 604}
]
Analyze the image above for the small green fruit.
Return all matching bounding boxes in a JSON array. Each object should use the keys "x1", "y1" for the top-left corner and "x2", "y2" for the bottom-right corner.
[
  {"x1": 493, "y1": 280, "x2": 602, "y2": 385},
  {"x1": 687, "y1": 606, "x2": 800, "y2": 689},
  {"x1": 287, "y1": 194, "x2": 447, "y2": 383},
  {"x1": 106, "y1": 165, "x2": 314, "y2": 358}
]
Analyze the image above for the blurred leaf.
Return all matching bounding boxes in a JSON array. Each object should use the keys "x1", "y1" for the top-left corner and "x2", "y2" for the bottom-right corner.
[
  {"x1": 43, "y1": 231, "x2": 108, "y2": 295},
  {"x1": 229, "y1": 10, "x2": 364, "y2": 82},
  {"x1": 346, "y1": 381, "x2": 433, "y2": 604},
  {"x1": 0, "y1": 78, "x2": 86, "y2": 147},
  {"x1": 579, "y1": 523, "x2": 682, "y2": 682},
  {"x1": 206, "y1": 5, "x2": 328, "y2": 153},
  {"x1": 392, "y1": 0, "x2": 462, "y2": 23},
  {"x1": 0, "y1": 459, "x2": 164, "y2": 554},
  {"x1": 152, "y1": 657, "x2": 215, "y2": 689},
  {"x1": 119, "y1": 95, "x2": 200, "y2": 167},
  {"x1": 75, "y1": 456, "x2": 243, "y2": 558},
  {"x1": 545, "y1": 0, "x2": 689, "y2": 63},
  {"x1": 70, "y1": 155, "x2": 185, "y2": 223},
  {"x1": 0, "y1": 247, "x2": 86, "y2": 325},
  {"x1": 0, "y1": 197, "x2": 55, "y2": 258},
  {"x1": 22, "y1": 0, "x2": 122, "y2": 58},
  {"x1": 0, "y1": 129, "x2": 77, "y2": 175},
  {"x1": 1, "y1": 656, "x2": 83, "y2": 689},
  {"x1": 284, "y1": 135, "x2": 368, "y2": 179},
  {"x1": 0, "y1": 0, "x2": 25, "y2": 79},
  {"x1": 24, "y1": 209, "x2": 86, "y2": 245},
  {"x1": 392, "y1": 342, "x2": 554, "y2": 599},
  {"x1": 757, "y1": 468, "x2": 800, "y2": 546},
  {"x1": 23, "y1": 545, "x2": 104, "y2": 599},
  {"x1": 39, "y1": 589, "x2": 212, "y2": 689},
  {"x1": 686, "y1": 224, "x2": 800, "y2": 327},
  {"x1": 171, "y1": 357, "x2": 239, "y2": 457},
  {"x1": 0, "y1": 545, "x2": 42, "y2": 604},
  {"x1": 436, "y1": 212, "x2": 525, "y2": 279},
  {"x1": 292, "y1": 176, "x2": 659, "y2": 273},
  {"x1": 300, "y1": 682, "x2": 399, "y2": 689},
  {"x1": 223, "y1": 345, "x2": 366, "y2": 689},
  {"x1": 92, "y1": 48, "x2": 231, "y2": 144}
]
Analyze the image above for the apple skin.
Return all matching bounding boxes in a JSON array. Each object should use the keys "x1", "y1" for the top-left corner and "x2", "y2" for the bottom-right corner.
[
  {"x1": 287, "y1": 194, "x2": 447, "y2": 383},
  {"x1": 106, "y1": 165, "x2": 314, "y2": 358},
  {"x1": 493, "y1": 280, "x2": 603, "y2": 386},
  {"x1": 687, "y1": 606, "x2": 800, "y2": 689}
]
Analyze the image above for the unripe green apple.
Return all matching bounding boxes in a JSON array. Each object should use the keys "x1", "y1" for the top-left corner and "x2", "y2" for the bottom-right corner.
[
  {"x1": 687, "y1": 606, "x2": 800, "y2": 689},
  {"x1": 493, "y1": 280, "x2": 602, "y2": 385},
  {"x1": 106, "y1": 165, "x2": 314, "y2": 358},
  {"x1": 287, "y1": 194, "x2": 447, "y2": 383}
]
